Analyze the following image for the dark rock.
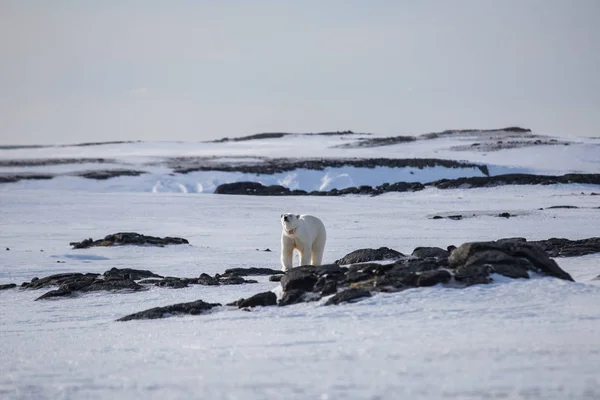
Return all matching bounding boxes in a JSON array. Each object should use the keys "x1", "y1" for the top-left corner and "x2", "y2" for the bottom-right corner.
[
  {"x1": 278, "y1": 289, "x2": 309, "y2": 306},
  {"x1": 416, "y1": 270, "x2": 452, "y2": 287},
  {"x1": 80, "y1": 279, "x2": 144, "y2": 292},
  {"x1": 137, "y1": 279, "x2": 163, "y2": 285},
  {"x1": 530, "y1": 237, "x2": 600, "y2": 257},
  {"x1": 447, "y1": 215, "x2": 463, "y2": 220},
  {"x1": 335, "y1": 135, "x2": 417, "y2": 149},
  {"x1": 411, "y1": 247, "x2": 449, "y2": 259},
  {"x1": 70, "y1": 232, "x2": 189, "y2": 249},
  {"x1": 314, "y1": 264, "x2": 348, "y2": 276},
  {"x1": 428, "y1": 173, "x2": 600, "y2": 190},
  {"x1": 509, "y1": 244, "x2": 573, "y2": 281},
  {"x1": 5, "y1": 247, "x2": 9, "y2": 251},
  {"x1": 218, "y1": 275, "x2": 257, "y2": 285},
  {"x1": 0, "y1": 283, "x2": 17, "y2": 290},
  {"x1": 0, "y1": 173, "x2": 54, "y2": 184},
  {"x1": 449, "y1": 240, "x2": 574, "y2": 282},
  {"x1": 23, "y1": 273, "x2": 99, "y2": 289},
  {"x1": 335, "y1": 247, "x2": 405, "y2": 265},
  {"x1": 491, "y1": 264, "x2": 530, "y2": 279},
  {"x1": 320, "y1": 280, "x2": 338, "y2": 296},
  {"x1": 324, "y1": 288, "x2": 371, "y2": 305},
  {"x1": 224, "y1": 267, "x2": 284, "y2": 276},
  {"x1": 176, "y1": 157, "x2": 488, "y2": 178},
  {"x1": 454, "y1": 264, "x2": 493, "y2": 286},
  {"x1": 280, "y1": 267, "x2": 318, "y2": 292},
  {"x1": 231, "y1": 291, "x2": 277, "y2": 308},
  {"x1": 345, "y1": 263, "x2": 392, "y2": 283},
  {"x1": 269, "y1": 275, "x2": 282, "y2": 282},
  {"x1": 498, "y1": 212, "x2": 511, "y2": 218},
  {"x1": 156, "y1": 278, "x2": 189, "y2": 289},
  {"x1": 545, "y1": 205, "x2": 579, "y2": 209},
  {"x1": 117, "y1": 299, "x2": 221, "y2": 321},
  {"x1": 35, "y1": 277, "x2": 144, "y2": 300},
  {"x1": 197, "y1": 273, "x2": 220, "y2": 286},
  {"x1": 35, "y1": 288, "x2": 73, "y2": 300},
  {"x1": 210, "y1": 132, "x2": 289, "y2": 143},
  {"x1": 74, "y1": 170, "x2": 146, "y2": 180},
  {"x1": 103, "y1": 267, "x2": 163, "y2": 280},
  {"x1": 215, "y1": 181, "x2": 291, "y2": 196}
]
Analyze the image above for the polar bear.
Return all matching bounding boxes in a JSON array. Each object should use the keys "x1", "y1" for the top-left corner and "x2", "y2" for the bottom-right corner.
[{"x1": 280, "y1": 213, "x2": 327, "y2": 271}]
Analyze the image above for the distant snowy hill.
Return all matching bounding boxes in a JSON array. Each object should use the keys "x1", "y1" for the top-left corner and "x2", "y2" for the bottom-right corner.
[{"x1": 1, "y1": 128, "x2": 598, "y2": 193}]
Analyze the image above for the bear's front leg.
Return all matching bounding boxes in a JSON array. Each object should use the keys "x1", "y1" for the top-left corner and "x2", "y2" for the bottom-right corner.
[{"x1": 281, "y1": 236, "x2": 294, "y2": 272}]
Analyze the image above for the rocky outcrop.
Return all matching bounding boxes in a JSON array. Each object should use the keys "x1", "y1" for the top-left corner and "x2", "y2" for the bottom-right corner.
[
  {"x1": 177, "y1": 157, "x2": 488, "y2": 175},
  {"x1": 104, "y1": 267, "x2": 163, "y2": 280},
  {"x1": 112, "y1": 236, "x2": 593, "y2": 320},
  {"x1": 324, "y1": 288, "x2": 371, "y2": 305},
  {"x1": 274, "y1": 238, "x2": 574, "y2": 307},
  {"x1": 530, "y1": 237, "x2": 600, "y2": 257},
  {"x1": 21, "y1": 267, "x2": 259, "y2": 300},
  {"x1": 70, "y1": 232, "x2": 189, "y2": 248},
  {"x1": 0, "y1": 283, "x2": 17, "y2": 290},
  {"x1": 335, "y1": 247, "x2": 405, "y2": 265},
  {"x1": 228, "y1": 292, "x2": 277, "y2": 308},
  {"x1": 0, "y1": 174, "x2": 54, "y2": 184},
  {"x1": 73, "y1": 170, "x2": 146, "y2": 180},
  {"x1": 429, "y1": 173, "x2": 600, "y2": 189},
  {"x1": 214, "y1": 181, "x2": 426, "y2": 196},
  {"x1": 411, "y1": 247, "x2": 449, "y2": 260},
  {"x1": 223, "y1": 267, "x2": 284, "y2": 276},
  {"x1": 117, "y1": 300, "x2": 221, "y2": 321},
  {"x1": 335, "y1": 136, "x2": 416, "y2": 149}
]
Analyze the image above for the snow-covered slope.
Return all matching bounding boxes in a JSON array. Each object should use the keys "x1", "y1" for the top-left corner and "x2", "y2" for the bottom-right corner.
[{"x1": 1, "y1": 129, "x2": 599, "y2": 399}]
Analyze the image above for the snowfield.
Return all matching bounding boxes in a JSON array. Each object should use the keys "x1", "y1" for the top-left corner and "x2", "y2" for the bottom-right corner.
[{"x1": 1, "y1": 130, "x2": 600, "y2": 399}]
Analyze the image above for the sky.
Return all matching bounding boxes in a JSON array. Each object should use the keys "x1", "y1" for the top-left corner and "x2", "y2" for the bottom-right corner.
[{"x1": 1, "y1": 0, "x2": 599, "y2": 145}]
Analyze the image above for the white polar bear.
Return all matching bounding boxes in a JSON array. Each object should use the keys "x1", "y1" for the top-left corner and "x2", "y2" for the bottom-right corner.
[{"x1": 280, "y1": 213, "x2": 327, "y2": 272}]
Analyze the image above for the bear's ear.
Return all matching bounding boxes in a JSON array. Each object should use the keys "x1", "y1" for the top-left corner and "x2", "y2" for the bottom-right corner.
[
  {"x1": 280, "y1": 214, "x2": 283, "y2": 218},
  {"x1": 296, "y1": 214, "x2": 300, "y2": 219}
]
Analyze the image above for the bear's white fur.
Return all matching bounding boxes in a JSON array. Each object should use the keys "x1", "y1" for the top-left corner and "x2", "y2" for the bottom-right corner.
[{"x1": 280, "y1": 213, "x2": 327, "y2": 271}]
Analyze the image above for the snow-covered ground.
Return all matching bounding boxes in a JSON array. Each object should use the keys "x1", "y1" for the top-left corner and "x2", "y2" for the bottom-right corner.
[{"x1": 1, "y1": 130, "x2": 600, "y2": 399}]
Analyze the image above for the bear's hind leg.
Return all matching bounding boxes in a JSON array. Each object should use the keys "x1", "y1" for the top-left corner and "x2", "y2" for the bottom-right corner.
[
  {"x1": 299, "y1": 248, "x2": 312, "y2": 266},
  {"x1": 311, "y1": 245, "x2": 324, "y2": 266}
]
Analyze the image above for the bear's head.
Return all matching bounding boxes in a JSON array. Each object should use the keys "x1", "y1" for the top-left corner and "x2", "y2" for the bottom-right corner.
[{"x1": 281, "y1": 213, "x2": 300, "y2": 233}]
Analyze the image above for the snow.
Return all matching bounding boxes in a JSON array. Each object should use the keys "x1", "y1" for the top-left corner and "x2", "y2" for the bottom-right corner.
[{"x1": 1, "y1": 130, "x2": 600, "y2": 399}]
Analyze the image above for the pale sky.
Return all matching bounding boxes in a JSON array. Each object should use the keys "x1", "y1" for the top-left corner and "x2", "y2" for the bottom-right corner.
[{"x1": 1, "y1": 0, "x2": 599, "y2": 145}]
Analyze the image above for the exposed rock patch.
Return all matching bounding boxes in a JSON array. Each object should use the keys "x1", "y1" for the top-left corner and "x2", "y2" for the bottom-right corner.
[
  {"x1": 117, "y1": 300, "x2": 221, "y2": 321},
  {"x1": 0, "y1": 283, "x2": 17, "y2": 290},
  {"x1": 272, "y1": 238, "x2": 575, "y2": 307},
  {"x1": 73, "y1": 170, "x2": 146, "y2": 180},
  {"x1": 0, "y1": 174, "x2": 54, "y2": 184},
  {"x1": 335, "y1": 247, "x2": 405, "y2": 265},
  {"x1": 335, "y1": 136, "x2": 417, "y2": 149},
  {"x1": 228, "y1": 292, "x2": 277, "y2": 308},
  {"x1": 213, "y1": 173, "x2": 600, "y2": 197},
  {"x1": 530, "y1": 237, "x2": 600, "y2": 258},
  {"x1": 176, "y1": 157, "x2": 488, "y2": 176},
  {"x1": 429, "y1": 173, "x2": 600, "y2": 189},
  {"x1": 324, "y1": 288, "x2": 372, "y2": 305},
  {"x1": 70, "y1": 232, "x2": 189, "y2": 248},
  {"x1": 209, "y1": 131, "x2": 361, "y2": 143},
  {"x1": 223, "y1": 267, "x2": 284, "y2": 276},
  {"x1": 112, "y1": 236, "x2": 599, "y2": 320}
]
